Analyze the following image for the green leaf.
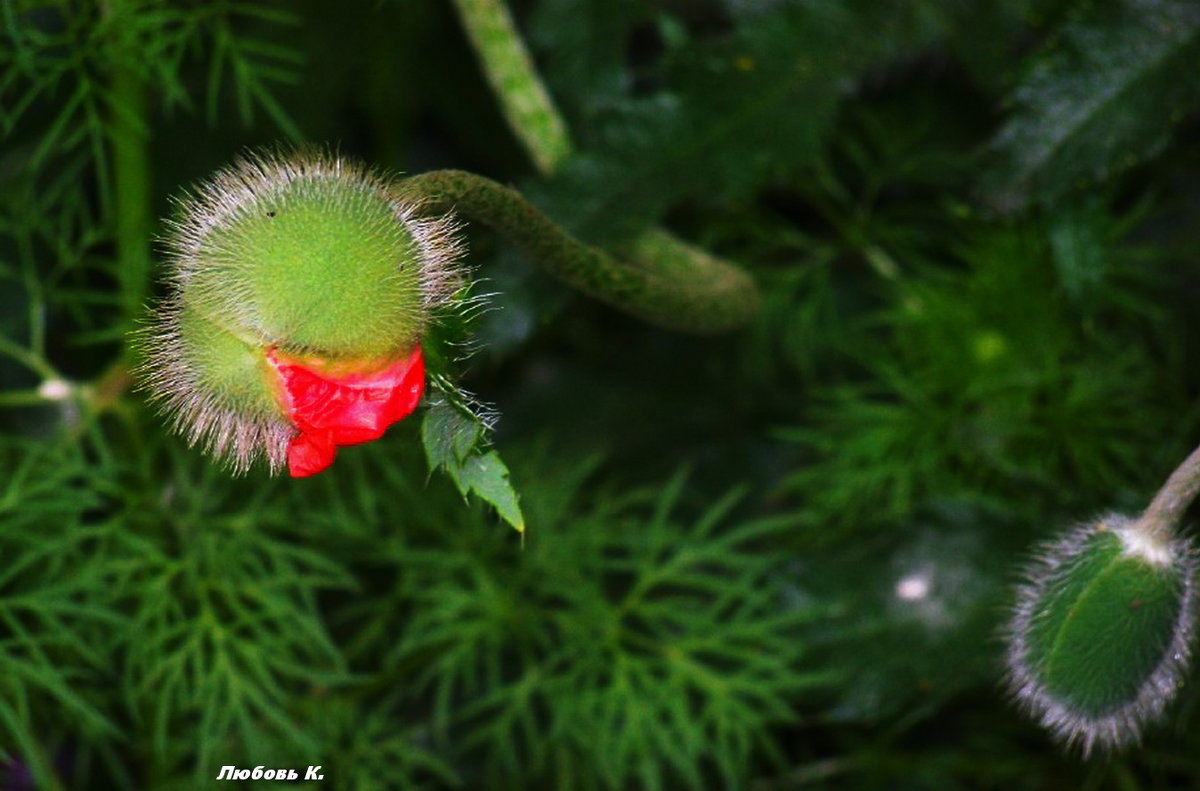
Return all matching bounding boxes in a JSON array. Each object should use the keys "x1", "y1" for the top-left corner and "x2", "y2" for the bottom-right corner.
[
  {"x1": 984, "y1": 0, "x2": 1200, "y2": 211},
  {"x1": 458, "y1": 450, "x2": 525, "y2": 532},
  {"x1": 421, "y1": 400, "x2": 524, "y2": 532},
  {"x1": 421, "y1": 399, "x2": 483, "y2": 472}
]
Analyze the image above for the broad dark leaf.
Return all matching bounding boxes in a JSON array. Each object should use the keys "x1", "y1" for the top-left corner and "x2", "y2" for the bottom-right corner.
[{"x1": 984, "y1": 0, "x2": 1200, "y2": 211}]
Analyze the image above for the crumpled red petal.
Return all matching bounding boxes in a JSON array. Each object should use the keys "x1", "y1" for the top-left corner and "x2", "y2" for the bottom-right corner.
[
  {"x1": 267, "y1": 346, "x2": 425, "y2": 477},
  {"x1": 287, "y1": 429, "x2": 337, "y2": 478}
]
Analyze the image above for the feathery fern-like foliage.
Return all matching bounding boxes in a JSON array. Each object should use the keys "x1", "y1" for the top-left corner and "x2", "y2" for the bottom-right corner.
[
  {"x1": 382, "y1": 468, "x2": 832, "y2": 790},
  {"x1": 3, "y1": 0, "x2": 1200, "y2": 788},
  {"x1": 782, "y1": 220, "x2": 1188, "y2": 538}
]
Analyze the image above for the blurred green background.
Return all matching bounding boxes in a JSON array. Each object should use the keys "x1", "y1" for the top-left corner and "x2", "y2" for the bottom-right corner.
[{"x1": 3, "y1": 0, "x2": 1200, "y2": 788}]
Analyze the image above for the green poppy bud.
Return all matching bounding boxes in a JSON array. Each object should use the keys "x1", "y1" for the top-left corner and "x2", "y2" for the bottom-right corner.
[
  {"x1": 137, "y1": 149, "x2": 465, "y2": 474},
  {"x1": 1005, "y1": 516, "x2": 1198, "y2": 755}
]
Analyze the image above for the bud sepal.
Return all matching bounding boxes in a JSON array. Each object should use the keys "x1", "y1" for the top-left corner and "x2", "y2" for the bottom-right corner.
[{"x1": 1005, "y1": 515, "x2": 1199, "y2": 755}]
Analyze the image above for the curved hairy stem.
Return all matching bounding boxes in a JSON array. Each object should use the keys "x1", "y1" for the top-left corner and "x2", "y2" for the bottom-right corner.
[
  {"x1": 451, "y1": 0, "x2": 762, "y2": 331},
  {"x1": 450, "y1": 0, "x2": 572, "y2": 174},
  {"x1": 1136, "y1": 442, "x2": 1200, "y2": 543},
  {"x1": 400, "y1": 169, "x2": 760, "y2": 333}
]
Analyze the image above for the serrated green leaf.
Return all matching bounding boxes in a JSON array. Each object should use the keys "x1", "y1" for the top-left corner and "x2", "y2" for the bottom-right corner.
[
  {"x1": 459, "y1": 450, "x2": 524, "y2": 532},
  {"x1": 421, "y1": 399, "x2": 484, "y2": 473},
  {"x1": 421, "y1": 397, "x2": 522, "y2": 531},
  {"x1": 984, "y1": 0, "x2": 1200, "y2": 211}
]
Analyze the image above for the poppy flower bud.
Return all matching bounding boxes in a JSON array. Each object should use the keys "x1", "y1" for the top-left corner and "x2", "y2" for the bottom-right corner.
[
  {"x1": 137, "y1": 149, "x2": 464, "y2": 476},
  {"x1": 1005, "y1": 516, "x2": 1198, "y2": 755}
]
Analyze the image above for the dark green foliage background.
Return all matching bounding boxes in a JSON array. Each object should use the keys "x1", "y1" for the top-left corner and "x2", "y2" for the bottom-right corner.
[{"x1": 3, "y1": 0, "x2": 1200, "y2": 788}]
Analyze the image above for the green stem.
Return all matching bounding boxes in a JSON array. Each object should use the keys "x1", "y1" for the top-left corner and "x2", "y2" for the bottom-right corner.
[
  {"x1": 109, "y1": 58, "x2": 151, "y2": 334},
  {"x1": 451, "y1": 0, "x2": 762, "y2": 330},
  {"x1": 0, "y1": 390, "x2": 48, "y2": 407},
  {"x1": 0, "y1": 334, "x2": 57, "y2": 380},
  {"x1": 1135, "y1": 442, "x2": 1200, "y2": 543},
  {"x1": 400, "y1": 170, "x2": 760, "y2": 333},
  {"x1": 450, "y1": 0, "x2": 572, "y2": 175}
]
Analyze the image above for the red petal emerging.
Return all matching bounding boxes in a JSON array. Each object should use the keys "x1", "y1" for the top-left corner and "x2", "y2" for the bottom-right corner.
[
  {"x1": 267, "y1": 346, "x2": 425, "y2": 477},
  {"x1": 287, "y1": 430, "x2": 337, "y2": 478}
]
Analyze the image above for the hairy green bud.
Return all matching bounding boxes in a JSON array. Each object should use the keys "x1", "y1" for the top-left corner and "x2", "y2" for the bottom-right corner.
[
  {"x1": 1005, "y1": 516, "x2": 1198, "y2": 755},
  {"x1": 137, "y1": 149, "x2": 465, "y2": 474}
]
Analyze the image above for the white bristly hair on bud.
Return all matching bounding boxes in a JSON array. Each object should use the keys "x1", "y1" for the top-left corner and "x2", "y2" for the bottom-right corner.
[{"x1": 135, "y1": 303, "x2": 295, "y2": 474}]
